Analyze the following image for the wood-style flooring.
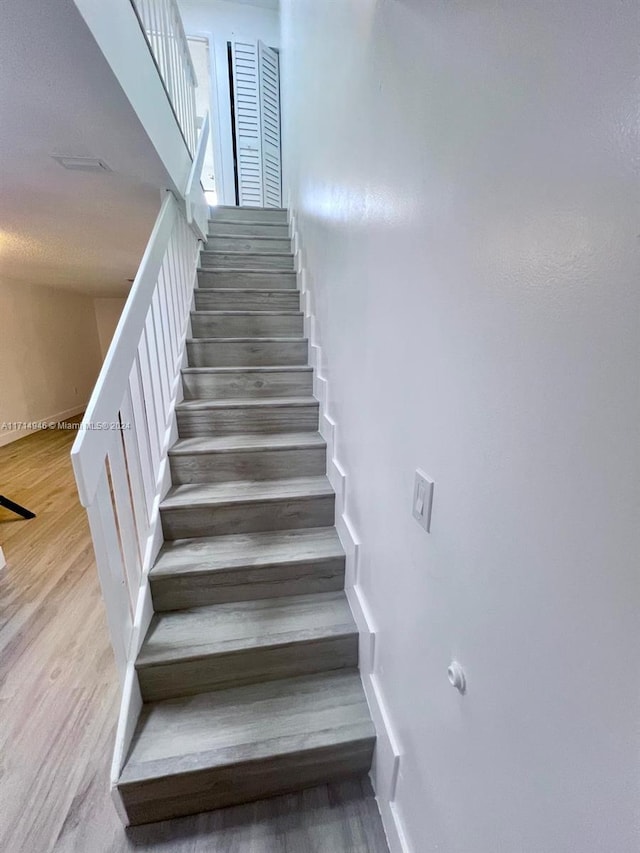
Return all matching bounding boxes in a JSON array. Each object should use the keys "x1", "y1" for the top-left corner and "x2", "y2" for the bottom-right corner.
[{"x1": 0, "y1": 421, "x2": 389, "y2": 852}]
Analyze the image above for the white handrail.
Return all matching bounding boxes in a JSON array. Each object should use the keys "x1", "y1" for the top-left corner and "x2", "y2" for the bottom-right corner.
[
  {"x1": 130, "y1": 0, "x2": 198, "y2": 154},
  {"x1": 71, "y1": 193, "x2": 200, "y2": 678},
  {"x1": 185, "y1": 110, "x2": 210, "y2": 240}
]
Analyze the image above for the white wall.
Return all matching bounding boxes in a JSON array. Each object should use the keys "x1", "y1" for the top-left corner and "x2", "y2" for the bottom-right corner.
[
  {"x1": 94, "y1": 297, "x2": 126, "y2": 360},
  {"x1": 0, "y1": 278, "x2": 103, "y2": 446},
  {"x1": 178, "y1": 0, "x2": 280, "y2": 205},
  {"x1": 280, "y1": 3, "x2": 640, "y2": 852}
]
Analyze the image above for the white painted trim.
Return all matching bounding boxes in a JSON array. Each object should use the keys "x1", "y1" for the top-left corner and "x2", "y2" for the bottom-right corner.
[
  {"x1": 185, "y1": 110, "x2": 210, "y2": 238},
  {"x1": 288, "y1": 202, "x2": 412, "y2": 853},
  {"x1": 109, "y1": 275, "x2": 192, "y2": 787},
  {"x1": 0, "y1": 404, "x2": 87, "y2": 448},
  {"x1": 72, "y1": 194, "x2": 177, "y2": 506},
  {"x1": 211, "y1": 33, "x2": 236, "y2": 205},
  {"x1": 0, "y1": 547, "x2": 6, "y2": 570}
]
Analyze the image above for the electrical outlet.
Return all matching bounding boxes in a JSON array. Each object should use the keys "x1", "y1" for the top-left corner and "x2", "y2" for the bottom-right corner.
[{"x1": 413, "y1": 469, "x2": 434, "y2": 532}]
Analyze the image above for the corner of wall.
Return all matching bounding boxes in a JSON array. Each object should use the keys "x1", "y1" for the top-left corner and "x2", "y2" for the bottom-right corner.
[{"x1": 288, "y1": 202, "x2": 412, "y2": 853}]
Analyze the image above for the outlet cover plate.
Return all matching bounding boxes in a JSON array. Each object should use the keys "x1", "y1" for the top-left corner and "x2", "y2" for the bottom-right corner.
[{"x1": 413, "y1": 469, "x2": 434, "y2": 532}]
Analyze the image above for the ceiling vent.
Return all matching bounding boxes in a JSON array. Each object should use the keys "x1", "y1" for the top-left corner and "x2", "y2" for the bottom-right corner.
[{"x1": 52, "y1": 155, "x2": 112, "y2": 173}]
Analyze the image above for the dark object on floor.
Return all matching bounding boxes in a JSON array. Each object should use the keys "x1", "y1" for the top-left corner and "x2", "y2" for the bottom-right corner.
[{"x1": 0, "y1": 494, "x2": 36, "y2": 519}]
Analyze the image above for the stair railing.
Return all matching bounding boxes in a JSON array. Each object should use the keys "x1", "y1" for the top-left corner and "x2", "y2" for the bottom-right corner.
[
  {"x1": 130, "y1": 0, "x2": 199, "y2": 155},
  {"x1": 71, "y1": 192, "x2": 200, "y2": 681},
  {"x1": 185, "y1": 110, "x2": 211, "y2": 240}
]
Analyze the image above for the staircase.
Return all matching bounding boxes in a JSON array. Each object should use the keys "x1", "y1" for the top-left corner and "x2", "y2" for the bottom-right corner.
[{"x1": 116, "y1": 206, "x2": 375, "y2": 825}]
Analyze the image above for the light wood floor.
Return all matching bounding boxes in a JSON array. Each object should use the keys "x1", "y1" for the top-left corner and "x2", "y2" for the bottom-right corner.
[{"x1": 0, "y1": 422, "x2": 389, "y2": 853}]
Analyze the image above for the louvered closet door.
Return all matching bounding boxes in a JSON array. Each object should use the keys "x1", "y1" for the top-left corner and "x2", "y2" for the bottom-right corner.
[
  {"x1": 231, "y1": 40, "x2": 263, "y2": 206},
  {"x1": 258, "y1": 41, "x2": 282, "y2": 207}
]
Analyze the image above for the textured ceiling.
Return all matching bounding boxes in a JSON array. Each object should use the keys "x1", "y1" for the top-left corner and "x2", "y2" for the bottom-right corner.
[{"x1": 0, "y1": 0, "x2": 174, "y2": 296}]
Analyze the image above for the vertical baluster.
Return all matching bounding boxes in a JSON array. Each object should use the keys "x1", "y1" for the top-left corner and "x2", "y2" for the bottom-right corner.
[
  {"x1": 183, "y1": 43, "x2": 192, "y2": 151},
  {"x1": 189, "y1": 81, "x2": 198, "y2": 154},
  {"x1": 120, "y1": 383, "x2": 150, "y2": 560},
  {"x1": 177, "y1": 217, "x2": 191, "y2": 311},
  {"x1": 186, "y1": 71, "x2": 194, "y2": 153},
  {"x1": 159, "y1": 0, "x2": 171, "y2": 94},
  {"x1": 151, "y1": 288, "x2": 171, "y2": 409},
  {"x1": 164, "y1": 254, "x2": 181, "y2": 367},
  {"x1": 107, "y1": 429, "x2": 142, "y2": 601},
  {"x1": 179, "y1": 226, "x2": 191, "y2": 323},
  {"x1": 174, "y1": 218, "x2": 187, "y2": 313},
  {"x1": 140, "y1": 0, "x2": 151, "y2": 40},
  {"x1": 166, "y1": 0, "x2": 179, "y2": 123},
  {"x1": 144, "y1": 308, "x2": 167, "y2": 444},
  {"x1": 148, "y1": 311, "x2": 167, "y2": 447},
  {"x1": 158, "y1": 0, "x2": 174, "y2": 108},
  {"x1": 166, "y1": 230, "x2": 184, "y2": 339},
  {"x1": 171, "y1": 6, "x2": 184, "y2": 138},
  {"x1": 177, "y1": 15, "x2": 189, "y2": 145},
  {"x1": 160, "y1": 263, "x2": 179, "y2": 386},
  {"x1": 145, "y1": 0, "x2": 159, "y2": 71},
  {"x1": 158, "y1": 265, "x2": 178, "y2": 371},
  {"x1": 86, "y1": 471, "x2": 133, "y2": 680},
  {"x1": 159, "y1": 237, "x2": 177, "y2": 365},
  {"x1": 129, "y1": 357, "x2": 156, "y2": 518},
  {"x1": 137, "y1": 326, "x2": 162, "y2": 474}
]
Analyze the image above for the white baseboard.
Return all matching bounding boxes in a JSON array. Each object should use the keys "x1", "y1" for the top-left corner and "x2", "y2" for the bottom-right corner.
[
  {"x1": 0, "y1": 404, "x2": 87, "y2": 447},
  {"x1": 0, "y1": 546, "x2": 6, "y2": 570},
  {"x1": 288, "y1": 204, "x2": 411, "y2": 853}
]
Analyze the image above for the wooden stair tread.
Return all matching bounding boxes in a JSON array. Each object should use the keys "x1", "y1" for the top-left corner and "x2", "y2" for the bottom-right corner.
[
  {"x1": 161, "y1": 476, "x2": 333, "y2": 510},
  {"x1": 200, "y1": 250, "x2": 293, "y2": 257},
  {"x1": 151, "y1": 527, "x2": 344, "y2": 578},
  {"x1": 191, "y1": 310, "x2": 303, "y2": 316},
  {"x1": 195, "y1": 287, "x2": 297, "y2": 293},
  {"x1": 208, "y1": 221, "x2": 288, "y2": 227},
  {"x1": 119, "y1": 670, "x2": 373, "y2": 784},
  {"x1": 186, "y1": 336, "x2": 306, "y2": 343},
  {"x1": 198, "y1": 267, "x2": 296, "y2": 273},
  {"x1": 181, "y1": 365, "x2": 312, "y2": 374},
  {"x1": 206, "y1": 233, "x2": 290, "y2": 241},
  {"x1": 169, "y1": 432, "x2": 326, "y2": 455},
  {"x1": 211, "y1": 205, "x2": 287, "y2": 212},
  {"x1": 176, "y1": 396, "x2": 318, "y2": 412},
  {"x1": 136, "y1": 590, "x2": 355, "y2": 666}
]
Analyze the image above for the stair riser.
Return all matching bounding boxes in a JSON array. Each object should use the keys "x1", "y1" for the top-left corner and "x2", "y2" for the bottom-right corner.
[
  {"x1": 170, "y1": 447, "x2": 327, "y2": 484},
  {"x1": 208, "y1": 221, "x2": 289, "y2": 237},
  {"x1": 176, "y1": 405, "x2": 319, "y2": 437},
  {"x1": 187, "y1": 340, "x2": 308, "y2": 367},
  {"x1": 160, "y1": 494, "x2": 335, "y2": 539},
  {"x1": 150, "y1": 556, "x2": 346, "y2": 611},
  {"x1": 209, "y1": 207, "x2": 288, "y2": 224},
  {"x1": 201, "y1": 252, "x2": 295, "y2": 270},
  {"x1": 191, "y1": 313, "x2": 303, "y2": 338},
  {"x1": 137, "y1": 635, "x2": 358, "y2": 701},
  {"x1": 204, "y1": 236, "x2": 291, "y2": 254},
  {"x1": 194, "y1": 291, "x2": 300, "y2": 311},
  {"x1": 118, "y1": 736, "x2": 375, "y2": 825},
  {"x1": 198, "y1": 270, "x2": 297, "y2": 289},
  {"x1": 181, "y1": 369, "x2": 312, "y2": 400}
]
